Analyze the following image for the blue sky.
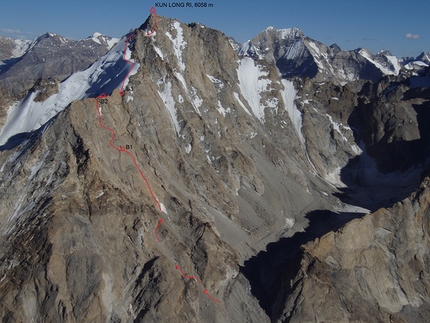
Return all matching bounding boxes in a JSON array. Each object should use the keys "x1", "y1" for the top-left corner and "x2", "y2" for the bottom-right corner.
[{"x1": 0, "y1": 0, "x2": 428, "y2": 58}]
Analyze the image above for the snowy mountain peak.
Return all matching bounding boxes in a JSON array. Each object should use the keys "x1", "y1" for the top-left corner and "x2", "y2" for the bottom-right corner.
[
  {"x1": 359, "y1": 48, "x2": 401, "y2": 76},
  {"x1": 238, "y1": 28, "x2": 405, "y2": 84},
  {"x1": 39, "y1": 32, "x2": 58, "y2": 39},
  {"x1": 88, "y1": 32, "x2": 119, "y2": 50},
  {"x1": 263, "y1": 26, "x2": 303, "y2": 39},
  {"x1": 377, "y1": 49, "x2": 392, "y2": 56},
  {"x1": 237, "y1": 26, "x2": 304, "y2": 60},
  {"x1": 0, "y1": 35, "x2": 31, "y2": 61},
  {"x1": 417, "y1": 52, "x2": 430, "y2": 63},
  {"x1": 0, "y1": 33, "x2": 139, "y2": 146}
]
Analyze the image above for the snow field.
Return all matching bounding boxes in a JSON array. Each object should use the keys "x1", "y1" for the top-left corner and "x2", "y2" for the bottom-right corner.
[
  {"x1": 281, "y1": 79, "x2": 304, "y2": 145},
  {"x1": 157, "y1": 81, "x2": 182, "y2": 136},
  {"x1": 237, "y1": 58, "x2": 272, "y2": 122}
]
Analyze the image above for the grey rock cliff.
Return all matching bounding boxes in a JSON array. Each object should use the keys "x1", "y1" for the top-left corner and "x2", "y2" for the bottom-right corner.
[{"x1": 277, "y1": 176, "x2": 430, "y2": 323}]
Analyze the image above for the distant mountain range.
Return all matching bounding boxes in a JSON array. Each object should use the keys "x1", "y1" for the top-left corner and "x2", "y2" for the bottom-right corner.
[
  {"x1": 237, "y1": 26, "x2": 429, "y2": 85},
  {"x1": 0, "y1": 32, "x2": 119, "y2": 95}
]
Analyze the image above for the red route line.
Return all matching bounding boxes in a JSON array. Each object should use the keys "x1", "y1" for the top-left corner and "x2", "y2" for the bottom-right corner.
[
  {"x1": 92, "y1": 6, "x2": 221, "y2": 304},
  {"x1": 120, "y1": 33, "x2": 136, "y2": 97},
  {"x1": 203, "y1": 289, "x2": 221, "y2": 303},
  {"x1": 119, "y1": 6, "x2": 157, "y2": 96},
  {"x1": 93, "y1": 97, "x2": 161, "y2": 212},
  {"x1": 175, "y1": 265, "x2": 201, "y2": 284},
  {"x1": 154, "y1": 218, "x2": 163, "y2": 242}
]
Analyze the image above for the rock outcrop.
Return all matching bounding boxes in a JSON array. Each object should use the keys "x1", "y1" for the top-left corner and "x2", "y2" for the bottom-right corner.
[{"x1": 277, "y1": 176, "x2": 430, "y2": 323}]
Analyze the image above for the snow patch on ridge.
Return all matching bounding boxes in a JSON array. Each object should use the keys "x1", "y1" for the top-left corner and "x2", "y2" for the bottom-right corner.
[
  {"x1": 153, "y1": 45, "x2": 164, "y2": 60},
  {"x1": 207, "y1": 75, "x2": 224, "y2": 92},
  {"x1": 106, "y1": 38, "x2": 119, "y2": 50},
  {"x1": 308, "y1": 41, "x2": 320, "y2": 55},
  {"x1": 233, "y1": 92, "x2": 251, "y2": 116},
  {"x1": 157, "y1": 81, "x2": 182, "y2": 137},
  {"x1": 217, "y1": 100, "x2": 231, "y2": 117},
  {"x1": 386, "y1": 55, "x2": 401, "y2": 75},
  {"x1": 281, "y1": 79, "x2": 304, "y2": 145},
  {"x1": 122, "y1": 42, "x2": 140, "y2": 90},
  {"x1": 191, "y1": 87, "x2": 202, "y2": 115},
  {"x1": 12, "y1": 39, "x2": 32, "y2": 58}
]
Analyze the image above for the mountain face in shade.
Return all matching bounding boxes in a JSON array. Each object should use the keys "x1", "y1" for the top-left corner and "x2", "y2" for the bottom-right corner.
[{"x1": 0, "y1": 14, "x2": 429, "y2": 323}]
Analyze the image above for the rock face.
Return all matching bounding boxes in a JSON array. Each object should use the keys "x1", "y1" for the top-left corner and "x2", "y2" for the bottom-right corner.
[
  {"x1": 0, "y1": 14, "x2": 429, "y2": 323},
  {"x1": 350, "y1": 78, "x2": 430, "y2": 174},
  {"x1": 0, "y1": 36, "x2": 21, "y2": 61},
  {"x1": 277, "y1": 177, "x2": 430, "y2": 323},
  {"x1": 0, "y1": 85, "x2": 13, "y2": 130}
]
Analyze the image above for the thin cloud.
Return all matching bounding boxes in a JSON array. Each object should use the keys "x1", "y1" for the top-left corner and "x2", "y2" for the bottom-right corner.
[
  {"x1": 405, "y1": 33, "x2": 420, "y2": 40},
  {"x1": 363, "y1": 37, "x2": 377, "y2": 42},
  {"x1": 1, "y1": 28, "x2": 22, "y2": 34}
]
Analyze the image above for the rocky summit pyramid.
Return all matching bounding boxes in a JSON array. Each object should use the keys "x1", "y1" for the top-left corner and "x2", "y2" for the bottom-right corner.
[{"x1": 0, "y1": 13, "x2": 429, "y2": 322}]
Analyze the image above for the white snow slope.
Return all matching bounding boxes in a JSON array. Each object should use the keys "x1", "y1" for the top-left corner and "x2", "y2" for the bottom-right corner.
[
  {"x1": 237, "y1": 57, "x2": 272, "y2": 122},
  {"x1": 359, "y1": 49, "x2": 400, "y2": 76},
  {"x1": 0, "y1": 34, "x2": 139, "y2": 146}
]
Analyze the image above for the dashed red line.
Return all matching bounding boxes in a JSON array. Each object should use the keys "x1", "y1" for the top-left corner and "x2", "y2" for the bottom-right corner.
[
  {"x1": 175, "y1": 265, "x2": 201, "y2": 284},
  {"x1": 203, "y1": 289, "x2": 221, "y2": 303},
  {"x1": 154, "y1": 218, "x2": 163, "y2": 242},
  {"x1": 94, "y1": 97, "x2": 161, "y2": 212},
  {"x1": 92, "y1": 7, "x2": 221, "y2": 304},
  {"x1": 120, "y1": 33, "x2": 135, "y2": 97}
]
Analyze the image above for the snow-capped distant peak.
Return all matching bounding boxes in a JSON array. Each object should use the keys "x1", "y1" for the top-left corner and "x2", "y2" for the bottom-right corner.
[
  {"x1": 12, "y1": 39, "x2": 32, "y2": 57},
  {"x1": 417, "y1": 52, "x2": 430, "y2": 63},
  {"x1": 88, "y1": 32, "x2": 119, "y2": 50},
  {"x1": 263, "y1": 26, "x2": 303, "y2": 39},
  {"x1": 359, "y1": 48, "x2": 400, "y2": 76},
  {"x1": 377, "y1": 49, "x2": 392, "y2": 56}
]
